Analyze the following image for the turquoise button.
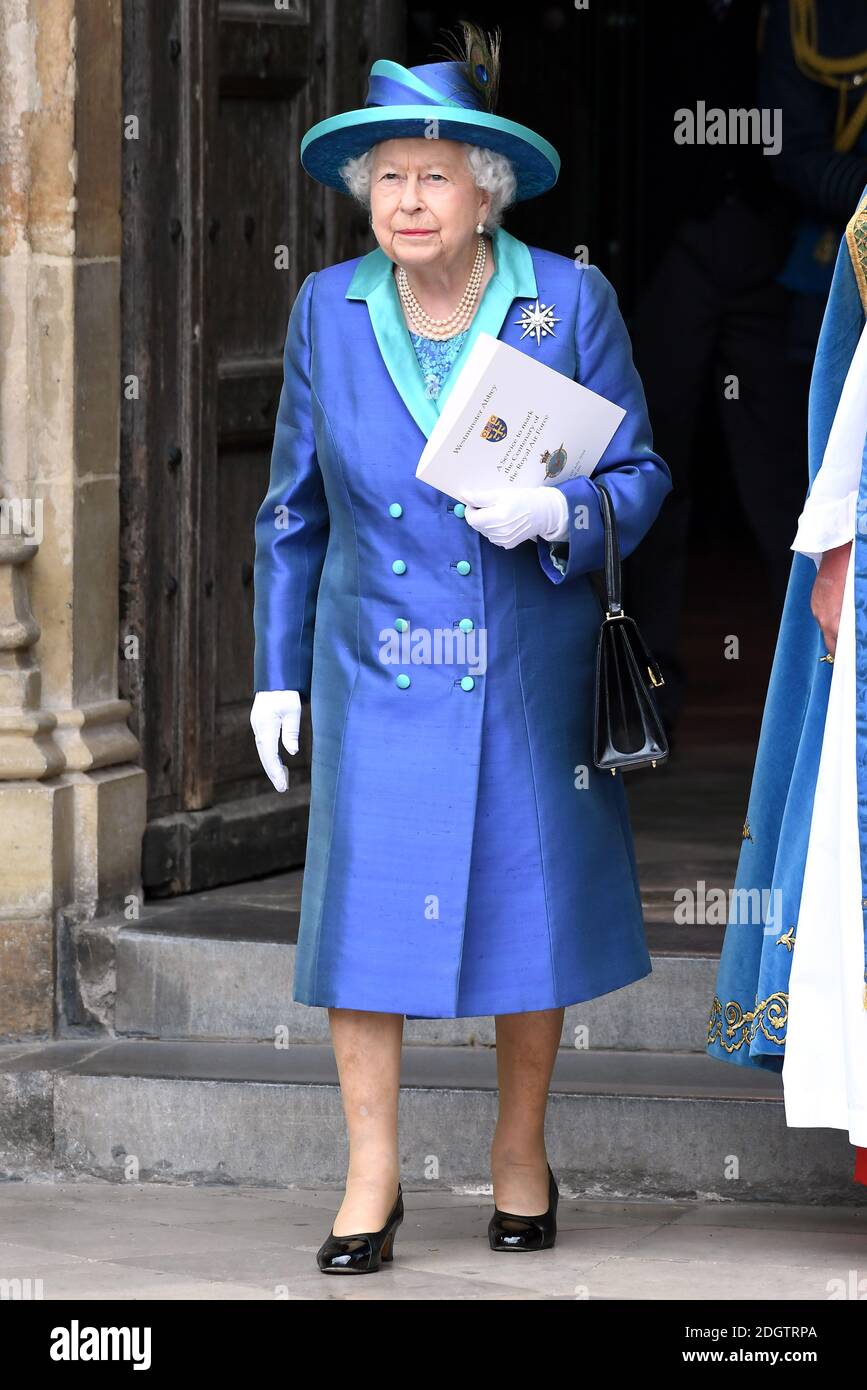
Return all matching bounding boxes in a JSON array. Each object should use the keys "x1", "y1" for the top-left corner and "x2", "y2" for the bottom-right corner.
[
  {"x1": 458, "y1": 618, "x2": 474, "y2": 632},
  {"x1": 392, "y1": 560, "x2": 406, "y2": 574},
  {"x1": 460, "y1": 676, "x2": 475, "y2": 691},
  {"x1": 396, "y1": 673, "x2": 411, "y2": 689},
  {"x1": 395, "y1": 617, "x2": 409, "y2": 633},
  {"x1": 456, "y1": 560, "x2": 471, "y2": 575},
  {"x1": 453, "y1": 503, "x2": 466, "y2": 518},
  {"x1": 389, "y1": 503, "x2": 403, "y2": 518}
]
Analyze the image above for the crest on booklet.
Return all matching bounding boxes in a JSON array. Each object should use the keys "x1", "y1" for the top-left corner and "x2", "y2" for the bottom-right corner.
[
  {"x1": 481, "y1": 415, "x2": 508, "y2": 443},
  {"x1": 542, "y1": 444, "x2": 567, "y2": 478}
]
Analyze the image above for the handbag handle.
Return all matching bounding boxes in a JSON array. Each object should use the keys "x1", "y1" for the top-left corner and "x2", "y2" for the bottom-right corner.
[
  {"x1": 595, "y1": 480, "x2": 622, "y2": 618},
  {"x1": 594, "y1": 477, "x2": 666, "y2": 693}
]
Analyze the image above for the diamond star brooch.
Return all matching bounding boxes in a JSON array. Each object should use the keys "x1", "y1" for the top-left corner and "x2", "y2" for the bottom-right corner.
[{"x1": 514, "y1": 299, "x2": 561, "y2": 347}]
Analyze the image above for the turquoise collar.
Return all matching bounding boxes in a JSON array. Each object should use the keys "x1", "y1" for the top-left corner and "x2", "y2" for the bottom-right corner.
[{"x1": 345, "y1": 226, "x2": 538, "y2": 438}]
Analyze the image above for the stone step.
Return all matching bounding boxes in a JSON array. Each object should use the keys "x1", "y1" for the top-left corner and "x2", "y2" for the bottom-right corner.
[
  {"x1": 116, "y1": 915, "x2": 719, "y2": 1051},
  {"x1": 0, "y1": 1038, "x2": 858, "y2": 1203}
]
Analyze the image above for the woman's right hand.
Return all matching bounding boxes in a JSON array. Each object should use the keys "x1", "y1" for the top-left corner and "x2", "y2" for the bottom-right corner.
[
  {"x1": 810, "y1": 540, "x2": 851, "y2": 658},
  {"x1": 250, "y1": 690, "x2": 301, "y2": 792}
]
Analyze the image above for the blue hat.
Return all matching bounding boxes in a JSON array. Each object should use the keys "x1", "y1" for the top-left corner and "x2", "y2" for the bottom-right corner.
[{"x1": 300, "y1": 58, "x2": 560, "y2": 203}]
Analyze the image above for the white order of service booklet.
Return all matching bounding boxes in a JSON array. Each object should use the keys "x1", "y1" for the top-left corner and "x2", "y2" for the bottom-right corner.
[{"x1": 415, "y1": 331, "x2": 626, "y2": 500}]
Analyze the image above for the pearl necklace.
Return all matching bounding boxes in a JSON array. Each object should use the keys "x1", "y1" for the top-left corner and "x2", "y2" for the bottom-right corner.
[{"x1": 396, "y1": 235, "x2": 487, "y2": 340}]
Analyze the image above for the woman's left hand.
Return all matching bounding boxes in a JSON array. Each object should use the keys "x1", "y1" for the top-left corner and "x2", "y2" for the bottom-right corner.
[
  {"x1": 810, "y1": 539, "x2": 851, "y2": 657},
  {"x1": 462, "y1": 486, "x2": 569, "y2": 549}
]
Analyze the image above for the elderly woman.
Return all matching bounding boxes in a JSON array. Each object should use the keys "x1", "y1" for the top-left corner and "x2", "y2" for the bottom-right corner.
[{"x1": 250, "y1": 26, "x2": 671, "y2": 1273}]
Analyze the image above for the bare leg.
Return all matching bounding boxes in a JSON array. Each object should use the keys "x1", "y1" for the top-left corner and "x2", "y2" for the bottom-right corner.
[
  {"x1": 328, "y1": 1007, "x2": 404, "y2": 1236},
  {"x1": 491, "y1": 1007, "x2": 563, "y2": 1214}
]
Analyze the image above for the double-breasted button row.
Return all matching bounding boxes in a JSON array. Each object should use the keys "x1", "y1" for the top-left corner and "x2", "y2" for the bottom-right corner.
[
  {"x1": 393, "y1": 617, "x2": 472, "y2": 630},
  {"x1": 395, "y1": 673, "x2": 477, "y2": 690},
  {"x1": 391, "y1": 559, "x2": 472, "y2": 573},
  {"x1": 388, "y1": 500, "x2": 471, "y2": 571},
  {"x1": 389, "y1": 499, "x2": 466, "y2": 523},
  {"x1": 389, "y1": 499, "x2": 478, "y2": 689},
  {"x1": 390, "y1": 500, "x2": 465, "y2": 517}
]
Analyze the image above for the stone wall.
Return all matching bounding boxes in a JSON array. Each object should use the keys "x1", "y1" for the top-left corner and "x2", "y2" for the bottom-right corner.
[{"x1": 0, "y1": 0, "x2": 145, "y2": 1038}]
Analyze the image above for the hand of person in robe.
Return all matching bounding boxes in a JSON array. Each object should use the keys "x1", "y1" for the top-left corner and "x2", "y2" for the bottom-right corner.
[
  {"x1": 461, "y1": 485, "x2": 570, "y2": 549},
  {"x1": 811, "y1": 540, "x2": 852, "y2": 658},
  {"x1": 250, "y1": 689, "x2": 301, "y2": 792}
]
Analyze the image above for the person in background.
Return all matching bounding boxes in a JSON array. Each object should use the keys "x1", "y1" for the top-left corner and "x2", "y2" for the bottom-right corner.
[
  {"x1": 761, "y1": 0, "x2": 867, "y2": 361},
  {"x1": 627, "y1": 0, "x2": 867, "y2": 742},
  {"x1": 707, "y1": 184, "x2": 867, "y2": 1192}
]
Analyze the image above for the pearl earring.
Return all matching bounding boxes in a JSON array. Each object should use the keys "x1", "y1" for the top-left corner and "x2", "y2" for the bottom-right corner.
[{"x1": 475, "y1": 222, "x2": 485, "y2": 235}]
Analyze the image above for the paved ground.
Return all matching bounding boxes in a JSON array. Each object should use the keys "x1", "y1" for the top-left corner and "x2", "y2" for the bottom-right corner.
[{"x1": 1, "y1": 1180, "x2": 866, "y2": 1300}]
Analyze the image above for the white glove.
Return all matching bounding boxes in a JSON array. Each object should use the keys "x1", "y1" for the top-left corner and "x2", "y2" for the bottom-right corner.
[
  {"x1": 250, "y1": 690, "x2": 301, "y2": 793},
  {"x1": 461, "y1": 486, "x2": 570, "y2": 549}
]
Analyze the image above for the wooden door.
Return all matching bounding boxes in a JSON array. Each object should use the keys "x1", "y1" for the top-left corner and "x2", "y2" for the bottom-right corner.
[{"x1": 120, "y1": 0, "x2": 405, "y2": 894}]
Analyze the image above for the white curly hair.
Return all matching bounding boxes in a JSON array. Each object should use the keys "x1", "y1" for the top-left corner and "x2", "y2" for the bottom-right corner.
[{"x1": 338, "y1": 144, "x2": 517, "y2": 233}]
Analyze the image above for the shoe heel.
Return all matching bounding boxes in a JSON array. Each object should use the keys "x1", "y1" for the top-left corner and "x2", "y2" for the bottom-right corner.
[{"x1": 316, "y1": 1181, "x2": 402, "y2": 1274}]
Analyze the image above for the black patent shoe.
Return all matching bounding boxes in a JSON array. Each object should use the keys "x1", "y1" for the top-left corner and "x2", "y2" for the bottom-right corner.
[
  {"x1": 488, "y1": 1163, "x2": 558, "y2": 1252},
  {"x1": 316, "y1": 1183, "x2": 403, "y2": 1274}
]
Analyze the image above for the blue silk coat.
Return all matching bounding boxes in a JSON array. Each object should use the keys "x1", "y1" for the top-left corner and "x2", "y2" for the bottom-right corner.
[
  {"x1": 253, "y1": 225, "x2": 672, "y2": 1017},
  {"x1": 708, "y1": 190, "x2": 867, "y2": 1070}
]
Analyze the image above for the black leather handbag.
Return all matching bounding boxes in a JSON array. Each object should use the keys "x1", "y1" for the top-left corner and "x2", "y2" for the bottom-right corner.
[{"x1": 590, "y1": 481, "x2": 669, "y2": 774}]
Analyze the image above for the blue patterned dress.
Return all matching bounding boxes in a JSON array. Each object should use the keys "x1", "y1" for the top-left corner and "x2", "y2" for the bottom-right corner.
[{"x1": 409, "y1": 329, "x2": 469, "y2": 399}]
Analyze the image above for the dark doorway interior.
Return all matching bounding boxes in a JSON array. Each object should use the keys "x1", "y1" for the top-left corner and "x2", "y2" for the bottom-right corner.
[{"x1": 404, "y1": 0, "x2": 806, "y2": 938}]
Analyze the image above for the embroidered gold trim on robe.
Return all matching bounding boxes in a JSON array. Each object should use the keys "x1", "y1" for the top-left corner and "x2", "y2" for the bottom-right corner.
[
  {"x1": 845, "y1": 191, "x2": 867, "y2": 314},
  {"x1": 707, "y1": 992, "x2": 788, "y2": 1051}
]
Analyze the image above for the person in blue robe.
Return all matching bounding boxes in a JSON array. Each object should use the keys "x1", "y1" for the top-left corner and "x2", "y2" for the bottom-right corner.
[{"x1": 708, "y1": 187, "x2": 867, "y2": 1187}]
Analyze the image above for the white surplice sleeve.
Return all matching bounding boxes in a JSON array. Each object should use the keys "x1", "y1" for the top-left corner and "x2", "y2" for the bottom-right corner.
[{"x1": 791, "y1": 319, "x2": 867, "y2": 570}]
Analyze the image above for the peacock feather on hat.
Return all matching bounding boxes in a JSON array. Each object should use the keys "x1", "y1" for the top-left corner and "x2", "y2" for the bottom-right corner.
[{"x1": 433, "y1": 21, "x2": 502, "y2": 114}]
